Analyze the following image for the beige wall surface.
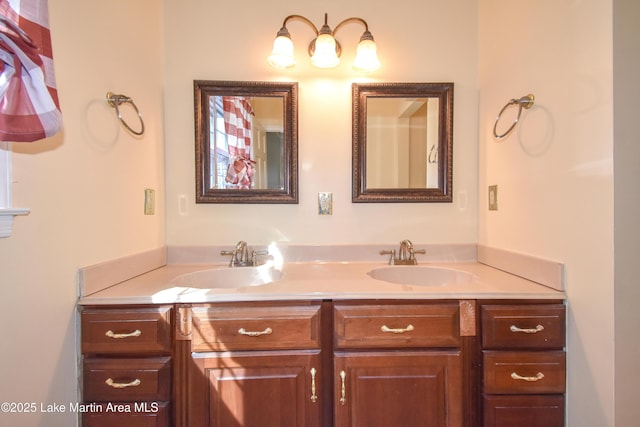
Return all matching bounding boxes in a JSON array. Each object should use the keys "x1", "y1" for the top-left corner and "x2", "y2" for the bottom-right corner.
[
  {"x1": 163, "y1": 0, "x2": 479, "y2": 246},
  {"x1": 0, "y1": 1, "x2": 165, "y2": 426},
  {"x1": 478, "y1": 0, "x2": 616, "y2": 425}
]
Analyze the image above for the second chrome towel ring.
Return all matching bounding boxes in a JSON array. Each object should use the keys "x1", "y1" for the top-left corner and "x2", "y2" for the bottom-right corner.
[
  {"x1": 493, "y1": 94, "x2": 534, "y2": 140},
  {"x1": 106, "y1": 92, "x2": 145, "y2": 136}
]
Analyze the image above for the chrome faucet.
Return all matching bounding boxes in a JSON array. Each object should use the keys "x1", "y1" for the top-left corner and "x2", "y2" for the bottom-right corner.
[
  {"x1": 221, "y1": 241, "x2": 268, "y2": 267},
  {"x1": 380, "y1": 239, "x2": 426, "y2": 265}
]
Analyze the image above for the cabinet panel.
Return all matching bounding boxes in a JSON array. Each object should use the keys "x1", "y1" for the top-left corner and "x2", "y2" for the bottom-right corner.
[
  {"x1": 82, "y1": 306, "x2": 173, "y2": 355},
  {"x1": 83, "y1": 357, "x2": 172, "y2": 402},
  {"x1": 81, "y1": 402, "x2": 170, "y2": 427},
  {"x1": 481, "y1": 305, "x2": 565, "y2": 350},
  {"x1": 483, "y1": 395, "x2": 564, "y2": 427},
  {"x1": 188, "y1": 350, "x2": 322, "y2": 427},
  {"x1": 483, "y1": 351, "x2": 566, "y2": 395},
  {"x1": 334, "y1": 303, "x2": 460, "y2": 349},
  {"x1": 334, "y1": 350, "x2": 463, "y2": 427},
  {"x1": 190, "y1": 304, "x2": 321, "y2": 351}
]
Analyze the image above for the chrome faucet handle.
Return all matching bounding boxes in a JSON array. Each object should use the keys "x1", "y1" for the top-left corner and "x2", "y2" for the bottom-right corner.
[
  {"x1": 220, "y1": 249, "x2": 238, "y2": 267},
  {"x1": 251, "y1": 249, "x2": 269, "y2": 266},
  {"x1": 380, "y1": 249, "x2": 396, "y2": 265},
  {"x1": 409, "y1": 248, "x2": 426, "y2": 261}
]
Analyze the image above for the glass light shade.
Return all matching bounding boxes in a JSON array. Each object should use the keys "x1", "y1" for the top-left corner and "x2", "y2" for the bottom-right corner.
[
  {"x1": 310, "y1": 33, "x2": 340, "y2": 68},
  {"x1": 352, "y1": 39, "x2": 381, "y2": 72},
  {"x1": 268, "y1": 35, "x2": 295, "y2": 69}
]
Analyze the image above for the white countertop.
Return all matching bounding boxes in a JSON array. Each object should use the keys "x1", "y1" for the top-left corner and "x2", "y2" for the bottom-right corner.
[{"x1": 78, "y1": 261, "x2": 565, "y2": 305}]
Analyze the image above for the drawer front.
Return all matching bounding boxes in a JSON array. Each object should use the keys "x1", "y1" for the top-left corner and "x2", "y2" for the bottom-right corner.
[
  {"x1": 81, "y1": 402, "x2": 169, "y2": 427},
  {"x1": 334, "y1": 303, "x2": 461, "y2": 349},
  {"x1": 483, "y1": 351, "x2": 566, "y2": 394},
  {"x1": 483, "y1": 395, "x2": 565, "y2": 427},
  {"x1": 83, "y1": 357, "x2": 171, "y2": 402},
  {"x1": 482, "y1": 304, "x2": 565, "y2": 349},
  {"x1": 82, "y1": 306, "x2": 173, "y2": 355},
  {"x1": 191, "y1": 304, "x2": 321, "y2": 351}
]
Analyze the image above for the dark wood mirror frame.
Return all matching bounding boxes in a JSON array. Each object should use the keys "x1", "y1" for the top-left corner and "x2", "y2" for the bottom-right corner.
[
  {"x1": 194, "y1": 80, "x2": 298, "y2": 203},
  {"x1": 352, "y1": 82, "x2": 454, "y2": 203}
]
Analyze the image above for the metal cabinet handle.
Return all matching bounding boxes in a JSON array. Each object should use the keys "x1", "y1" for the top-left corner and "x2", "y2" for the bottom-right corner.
[
  {"x1": 339, "y1": 370, "x2": 347, "y2": 406},
  {"x1": 105, "y1": 329, "x2": 142, "y2": 339},
  {"x1": 510, "y1": 324, "x2": 544, "y2": 334},
  {"x1": 310, "y1": 368, "x2": 318, "y2": 403},
  {"x1": 511, "y1": 372, "x2": 545, "y2": 382},
  {"x1": 105, "y1": 378, "x2": 141, "y2": 389},
  {"x1": 380, "y1": 324, "x2": 414, "y2": 334},
  {"x1": 238, "y1": 327, "x2": 273, "y2": 337}
]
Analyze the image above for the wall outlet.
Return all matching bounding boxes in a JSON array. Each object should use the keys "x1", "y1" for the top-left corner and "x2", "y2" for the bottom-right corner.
[
  {"x1": 318, "y1": 192, "x2": 333, "y2": 215},
  {"x1": 488, "y1": 185, "x2": 498, "y2": 211},
  {"x1": 144, "y1": 189, "x2": 155, "y2": 215}
]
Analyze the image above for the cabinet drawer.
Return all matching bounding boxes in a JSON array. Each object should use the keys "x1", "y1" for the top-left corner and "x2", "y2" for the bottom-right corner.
[
  {"x1": 483, "y1": 351, "x2": 566, "y2": 394},
  {"x1": 81, "y1": 402, "x2": 169, "y2": 427},
  {"x1": 482, "y1": 304, "x2": 565, "y2": 349},
  {"x1": 191, "y1": 304, "x2": 321, "y2": 351},
  {"x1": 334, "y1": 303, "x2": 460, "y2": 349},
  {"x1": 483, "y1": 395, "x2": 565, "y2": 427},
  {"x1": 82, "y1": 306, "x2": 172, "y2": 355},
  {"x1": 83, "y1": 357, "x2": 171, "y2": 401}
]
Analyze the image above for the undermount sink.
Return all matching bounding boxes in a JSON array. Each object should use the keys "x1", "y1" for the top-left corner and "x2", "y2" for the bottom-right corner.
[
  {"x1": 368, "y1": 266, "x2": 476, "y2": 287},
  {"x1": 172, "y1": 265, "x2": 283, "y2": 289}
]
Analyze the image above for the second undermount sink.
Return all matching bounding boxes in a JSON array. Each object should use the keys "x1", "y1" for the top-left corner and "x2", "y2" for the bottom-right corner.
[
  {"x1": 368, "y1": 266, "x2": 476, "y2": 287},
  {"x1": 172, "y1": 265, "x2": 284, "y2": 289}
]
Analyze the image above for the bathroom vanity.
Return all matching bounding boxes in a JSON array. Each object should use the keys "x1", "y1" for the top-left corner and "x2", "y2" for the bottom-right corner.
[{"x1": 77, "y1": 251, "x2": 566, "y2": 427}]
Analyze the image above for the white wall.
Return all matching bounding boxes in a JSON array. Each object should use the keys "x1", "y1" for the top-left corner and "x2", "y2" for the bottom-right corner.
[
  {"x1": 478, "y1": 0, "x2": 615, "y2": 425},
  {"x1": 163, "y1": 0, "x2": 479, "y2": 246},
  {"x1": 613, "y1": 0, "x2": 640, "y2": 424},
  {"x1": 0, "y1": 1, "x2": 165, "y2": 425}
]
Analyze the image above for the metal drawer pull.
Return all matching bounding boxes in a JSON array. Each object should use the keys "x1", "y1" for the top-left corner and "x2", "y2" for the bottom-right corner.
[
  {"x1": 238, "y1": 327, "x2": 273, "y2": 337},
  {"x1": 381, "y1": 324, "x2": 414, "y2": 334},
  {"x1": 105, "y1": 378, "x2": 141, "y2": 389},
  {"x1": 511, "y1": 372, "x2": 545, "y2": 382},
  {"x1": 510, "y1": 324, "x2": 544, "y2": 334},
  {"x1": 105, "y1": 329, "x2": 142, "y2": 339},
  {"x1": 339, "y1": 370, "x2": 347, "y2": 405},
  {"x1": 310, "y1": 368, "x2": 318, "y2": 403}
]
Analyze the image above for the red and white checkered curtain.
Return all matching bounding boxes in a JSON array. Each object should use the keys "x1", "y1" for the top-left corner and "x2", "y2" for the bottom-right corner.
[
  {"x1": 0, "y1": 0, "x2": 62, "y2": 142},
  {"x1": 222, "y1": 96, "x2": 255, "y2": 189}
]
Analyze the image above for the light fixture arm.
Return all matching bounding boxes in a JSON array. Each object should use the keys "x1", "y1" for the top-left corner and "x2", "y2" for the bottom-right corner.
[
  {"x1": 280, "y1": 14, "x2": 321, "y2": 36},
  {"x1": 333, "y1": 16, "x2": 371, "y2": 39}
]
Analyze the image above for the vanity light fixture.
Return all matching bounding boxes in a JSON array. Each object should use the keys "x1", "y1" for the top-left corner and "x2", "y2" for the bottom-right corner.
[{"x1": 268, "y1": 13, "x2": 381, "y2": 72}]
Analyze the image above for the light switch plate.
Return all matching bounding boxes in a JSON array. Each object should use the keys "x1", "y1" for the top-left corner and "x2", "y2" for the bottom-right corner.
[
  {"x1": 318, "y1": 192, "x2": 333, "y2": 215},
  {"x1": 488, "y1": 185, "x2": 498, "y2": 211},
  {"x1": 144, "y1": 189, "x2": 155, "y2": 215}
]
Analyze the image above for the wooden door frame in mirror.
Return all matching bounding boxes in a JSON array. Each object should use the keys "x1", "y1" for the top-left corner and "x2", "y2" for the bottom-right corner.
[
  {"x1": 194, "y1": 80, "x2": 298, "y2": 203},
  {"x1": 352, "y1": 82, "x2": 454, "y2": 203}
]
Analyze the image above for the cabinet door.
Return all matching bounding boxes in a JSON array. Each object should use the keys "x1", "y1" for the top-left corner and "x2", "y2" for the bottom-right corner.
[
  {"x1": 188, "y1": 350, "x2": 322, "y2": 427},
  {"x1": 334, "y1": 350, "x2": 463, "y2": 427}
]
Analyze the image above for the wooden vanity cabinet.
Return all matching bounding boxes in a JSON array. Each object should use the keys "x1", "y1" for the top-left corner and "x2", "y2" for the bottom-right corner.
[
  {"x1": 78, "y1": 298, "x2": 567, "y2": 427},
  {"x1": 80, "y1": 305, "x2": 173, "y2": 427},
  {"x1": 333, "y1": 302, "x2": 467, "y2": 427},
  {"x1": 479, "y1": 302, "x2": 566, "y2": 427}
]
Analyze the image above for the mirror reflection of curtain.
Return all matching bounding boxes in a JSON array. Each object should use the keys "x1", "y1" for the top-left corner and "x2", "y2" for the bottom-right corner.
[{"x1": 222, "y1": 96, "x2": 255, "y2": 189}]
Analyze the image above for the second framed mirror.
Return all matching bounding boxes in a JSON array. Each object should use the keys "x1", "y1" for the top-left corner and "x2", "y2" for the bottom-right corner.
[{"x1": 352, "y1": 82, "x2": 453, "y2": 202}]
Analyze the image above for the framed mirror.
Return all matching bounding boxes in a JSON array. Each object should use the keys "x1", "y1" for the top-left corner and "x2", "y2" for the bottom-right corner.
[
  {"x1": 194, "y1": 80, "x2": 298, "y2": 203},
  {"x1": 352, "y1": 82, "x2": 453, "y2": 202}
]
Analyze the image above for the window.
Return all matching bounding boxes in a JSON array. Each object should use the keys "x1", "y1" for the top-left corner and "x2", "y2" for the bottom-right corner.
[{"x1": 0, "y1": 142, "x2": 29, "y2": 237}]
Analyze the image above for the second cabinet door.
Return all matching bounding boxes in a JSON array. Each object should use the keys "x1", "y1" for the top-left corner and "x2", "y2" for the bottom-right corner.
[
  {"x1": 188, "y1": 350, "x2": 323, "y2": 427},
  {"x1": 334, "y1": 350, "x2": 463, "y2": 427}
]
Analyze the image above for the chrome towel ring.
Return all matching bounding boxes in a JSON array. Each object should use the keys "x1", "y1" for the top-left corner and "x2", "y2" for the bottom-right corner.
[
  {"x1": 493, "y1": 94, "x2": 534, "y2": 140},
  {"x1": 106, "y1": 92, "x2": 145, "y2": 136}
]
